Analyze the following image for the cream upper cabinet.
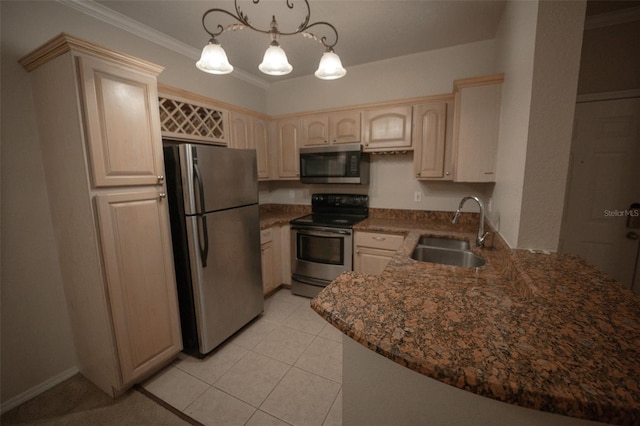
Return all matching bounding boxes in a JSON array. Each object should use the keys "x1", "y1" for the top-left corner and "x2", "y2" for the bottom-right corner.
[
  {"x1": 331, "y1": 111, "x2": 361, "y2": 144},
  {"x1": 229, "y1": 111, "x2": 252, "y2": 149},
  {"x1": 413, "y1": 99, "x2": 453, "y2": 180},
  {"x1": 229, "y1": 111, "x2": 270, "y2": 180},
  {"x1": 451, "y1": 75, "x2": 503, "y2": 182},
  {"x1": 302, "y1": 111, "x2": 361, "y2": 146},
  {"x1": 276, "y1": 118, "x2": 301, "y2": 179},
  {"x1": 302, "y1": 115, "x2": 330, "y2": 146},
  {"x1": 253, "y1": 118, "x2": 270, "y2": 180},
  {"x1": 362, "y1": 105, "x2": 413, "y2": 152},
  {"x1": 354, "y1": 231, "x2": 405, "y2": 275},
  {"x1": 79, "y1": 55, "x2": 164, "y2": 187},
  {"x1": 20, "y1": 34, "x2": 181, "y2": 396},
  {"x1": 95, "y1": 190, "x2": 182, "y2": 384}
]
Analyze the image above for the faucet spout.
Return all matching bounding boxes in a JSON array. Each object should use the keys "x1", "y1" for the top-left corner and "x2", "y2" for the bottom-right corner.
[{"x1": 451, "y1": 196, "x2": 489, "y2": 247}]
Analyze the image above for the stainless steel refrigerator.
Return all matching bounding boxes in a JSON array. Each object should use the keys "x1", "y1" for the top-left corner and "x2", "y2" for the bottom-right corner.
[{"x1": 163, "y1": 142, "x2": 264, "y2": 357}]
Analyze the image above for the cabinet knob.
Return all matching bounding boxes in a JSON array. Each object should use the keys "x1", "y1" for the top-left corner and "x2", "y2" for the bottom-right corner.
[
  {"x1": 446, "y1": 171, "x2": 450, "y2": 176},
  {"x1": 159, "y1": 192, "x2": 166, "y2": 199},
  {"x1": 416, "y1": 171, "x2": 421, "y2": 176},
  {"x1": 157, "y1": 175, "x2": 165, "y2": 182}
]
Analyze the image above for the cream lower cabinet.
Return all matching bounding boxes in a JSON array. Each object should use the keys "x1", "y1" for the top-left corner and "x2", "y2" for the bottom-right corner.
[
  {"x1": 280, "y1": 225, "x2": 292, "y2": 286},
  {"x1": 354, "y1": 231, "x2": 405, "y2": 275},
  {"x1": 261, "y1": 227, "x2": 281, "y2": 294},
  {"x1": 20, "y1": 34, "x2": 182, "y2": 396},
  {"x1": 261, "y1": 225, "x2": 291, "y2": 294},
  {"x1": 95, "y1": 190, "x2": 181, "y2": 385}
]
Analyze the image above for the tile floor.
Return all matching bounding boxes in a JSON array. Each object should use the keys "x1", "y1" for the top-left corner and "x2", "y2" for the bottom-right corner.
[{"x1": 143, "y1": 288, "x2": 343, "y2": 426}]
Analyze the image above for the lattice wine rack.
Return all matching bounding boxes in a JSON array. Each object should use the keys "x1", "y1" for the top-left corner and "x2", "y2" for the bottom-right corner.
[{"x1": 158, "y1": 96, "x2": 228, "y2": 144}]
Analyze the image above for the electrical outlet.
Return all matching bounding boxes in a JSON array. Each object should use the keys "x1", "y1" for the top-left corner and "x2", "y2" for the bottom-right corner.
[
  {"x1": 289, "y1": 190, "x2": 295, "y2": 199},
  {"x1": 414, "y1": 191, "x2": 422, "y2": 202}
]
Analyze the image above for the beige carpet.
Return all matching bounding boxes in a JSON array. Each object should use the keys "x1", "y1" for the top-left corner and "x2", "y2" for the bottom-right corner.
[{"x1": 1, "y1": 374, "x2": 200, "y2": 425}]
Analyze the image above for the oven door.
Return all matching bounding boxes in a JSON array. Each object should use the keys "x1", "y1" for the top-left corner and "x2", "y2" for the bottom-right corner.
[{"x1": 291, "y1": 225, "x2": 353, "y2": 283}]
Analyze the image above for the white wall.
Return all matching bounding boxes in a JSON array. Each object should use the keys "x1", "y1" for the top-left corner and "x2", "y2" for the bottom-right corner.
[
  {"x1": 0, "y1": 0, "x2": 265, "y2": 408},
  {"x1": 263, "y1": 40, "x2": 499, "y2": 213},
  {"x1": 517, "y1": 1, "x2": 586, "y2": 250},
  {"x1": 490, "y1": 0, "x2": 586, "y2": 250},
  {"x1": 266, "y1": 40, "x2": 497, "y2": 115},
  {"x1": 491, "y1": 0, "x2": 538, "y2": 247}
]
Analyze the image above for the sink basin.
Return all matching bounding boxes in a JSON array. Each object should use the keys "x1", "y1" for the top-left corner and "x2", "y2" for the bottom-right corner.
[
  {"x1": 411, "y1": 246, "x2": 485, "y2": 268},
  {"x1": 417, "y1": 236, "x2": 470, "y2": 251}
]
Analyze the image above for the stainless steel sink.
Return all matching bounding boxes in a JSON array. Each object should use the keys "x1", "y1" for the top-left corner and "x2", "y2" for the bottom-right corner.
[
  {"x1": 417, "y1": 236, "x2": 470, "y2": 251},
  {"x1": 411, "y1": 246, "x2": 485, "y2": 268}
]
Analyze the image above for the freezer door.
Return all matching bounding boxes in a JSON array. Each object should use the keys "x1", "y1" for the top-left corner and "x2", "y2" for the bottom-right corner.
[
  {"x1": 185, "y1": 204, "x2": 264, "y2": 354},
  {"x1": 179, "y1": 144, "x2": 258, "y2": 215}
]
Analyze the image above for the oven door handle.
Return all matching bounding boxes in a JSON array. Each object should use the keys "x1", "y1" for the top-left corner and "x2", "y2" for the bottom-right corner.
[
  {"x1": 291, "y1": 226, "x2": 351, "y2": 236},
  {"x1": 292, "y1": 274, "x2": 333, "y2": 287}
]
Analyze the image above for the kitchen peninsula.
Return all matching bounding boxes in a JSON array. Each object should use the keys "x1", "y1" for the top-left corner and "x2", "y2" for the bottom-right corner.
[{"x1": 311, "y1": 211, "x2": 640, "y2": 426}]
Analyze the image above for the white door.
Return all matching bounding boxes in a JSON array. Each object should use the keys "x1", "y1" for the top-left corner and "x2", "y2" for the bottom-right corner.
[{"x1": 560, "y1": 97, "x2": 640, "y2": 294}]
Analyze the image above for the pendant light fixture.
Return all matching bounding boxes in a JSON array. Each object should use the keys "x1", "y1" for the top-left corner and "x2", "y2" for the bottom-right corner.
[{"x1": 196, "y1": 0, "x2": 346, "y2": 80}]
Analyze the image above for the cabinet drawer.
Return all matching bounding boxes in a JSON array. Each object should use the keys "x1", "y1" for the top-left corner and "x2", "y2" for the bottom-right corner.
[
  {"x1": 355, "y1": 232, "x2": 404, "y2": 250},
  {"x1": 260, "y1": 228, "x2": 273, "y2": 243}
]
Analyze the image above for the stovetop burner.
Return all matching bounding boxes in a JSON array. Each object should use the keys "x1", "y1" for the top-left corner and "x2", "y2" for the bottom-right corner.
[
  {"x1": 290, "y1": 193, "x2": 369, "y2": 229},
  {"x1": 290, "y1": 213, "x2": 366, "y2": 229}
]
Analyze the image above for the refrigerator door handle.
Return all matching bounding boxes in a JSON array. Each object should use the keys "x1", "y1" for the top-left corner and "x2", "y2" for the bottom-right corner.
[{"x1": 193, "y1": 163, "x2": 209, "y2": 267}]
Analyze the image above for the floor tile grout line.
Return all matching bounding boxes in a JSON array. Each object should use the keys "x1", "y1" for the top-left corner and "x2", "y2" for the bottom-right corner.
[
  {"x1": 148, "y1": 288, "x2": 344, "y2": 426},
  {"x1": 320, "y1": 384, "x2": 343, "y2": 426}
]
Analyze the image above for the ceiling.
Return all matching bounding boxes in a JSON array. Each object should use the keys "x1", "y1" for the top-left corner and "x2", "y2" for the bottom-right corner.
[{"x1": 92, "y1": 0, "x2": 507, "y2": 84}]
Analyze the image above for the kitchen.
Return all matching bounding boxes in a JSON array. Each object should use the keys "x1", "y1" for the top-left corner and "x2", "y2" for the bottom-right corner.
[{"x1": 2, "y1": 0, "x2": 639, "y2": 425}]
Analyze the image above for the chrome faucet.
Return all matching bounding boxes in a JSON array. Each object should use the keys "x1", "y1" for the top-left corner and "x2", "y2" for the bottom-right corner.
[{"x1": 452, "y1": 196, "x2": 489, "y2": 247}]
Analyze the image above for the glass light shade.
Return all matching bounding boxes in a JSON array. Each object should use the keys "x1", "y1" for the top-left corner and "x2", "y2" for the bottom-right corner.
[
  {"x1": 258, "y1": 44, "x2": 293, "y2": 76},
  {"x1": 196, "y1": 42, "x2": 234, "y2": 74},
  {"x1": 315, "y1": 51, "x2": 347, "y2": 80}
]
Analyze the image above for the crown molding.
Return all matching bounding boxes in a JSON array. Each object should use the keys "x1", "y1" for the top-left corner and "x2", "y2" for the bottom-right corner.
[
  {"x1": 584, "y1": 5, "x2": 640, "y2": 30},
  {"x1": 57, "y1": 0, "x2": 270, "y2": 89}
]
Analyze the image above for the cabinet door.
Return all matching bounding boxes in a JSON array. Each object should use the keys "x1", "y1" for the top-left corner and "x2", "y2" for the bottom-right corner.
[
  {"x1": 260, "y1": 241, "x2": 274, "y2": 294},
  {"x1": 413, "y1": 102, "x2": 448, "y2": 179},
  {"x1": 354, "y1": 247, "x2": 394, "y2": 275},
  {"x1": 276, "y1": 119, "x2": 300, "y2": 179},
  {"x1": 229, "y1": 111, "x2": 252, "y2": 149},
  {"x1": 302, "y1": 116, "x2": 330, "y2": 146},
  {"x1": 280, "y1": 225, "x2": 291, "y2": 286},
  {"x1": 253, "y1": 118, "x2": 270, "y2": 180},
  {"x1": 452, "y1": 82, "x2": 502, "y2": 182},
  {"x1": 79, "y1": 55, "x2": 164, "y2": 187},
  {"x1": 95, "y1": 190, "x2": 182, "y2": 385},
  {"x1": 330, "y1": 111, "x2": 361, "y2": 144},
  {"x1": 362, "y1": 106, "x2": 413, "y2": 152}
]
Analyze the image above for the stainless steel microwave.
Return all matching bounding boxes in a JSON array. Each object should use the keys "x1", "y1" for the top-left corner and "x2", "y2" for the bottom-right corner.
[{"x1": 299, "y1": 143, "x2": 370, "y2": 184}]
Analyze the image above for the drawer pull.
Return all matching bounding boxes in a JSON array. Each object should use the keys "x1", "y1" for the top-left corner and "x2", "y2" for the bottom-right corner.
[{"x1": 372, "y1": 237, "x2": 386, "y2": 241}]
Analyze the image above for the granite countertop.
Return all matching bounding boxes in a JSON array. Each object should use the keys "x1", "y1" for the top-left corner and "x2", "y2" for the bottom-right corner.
[
  {"x1": 311, "y1": 211, "x2": 640, "y2": 425},
  {"x1": 259, "y1": 204, "x2": 310, "y2": 230}
]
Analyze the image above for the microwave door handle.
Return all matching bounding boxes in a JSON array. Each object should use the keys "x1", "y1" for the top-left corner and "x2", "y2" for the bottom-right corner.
[{"x1": 193, "y1": 163, "x2": 209, "y2": 267}]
